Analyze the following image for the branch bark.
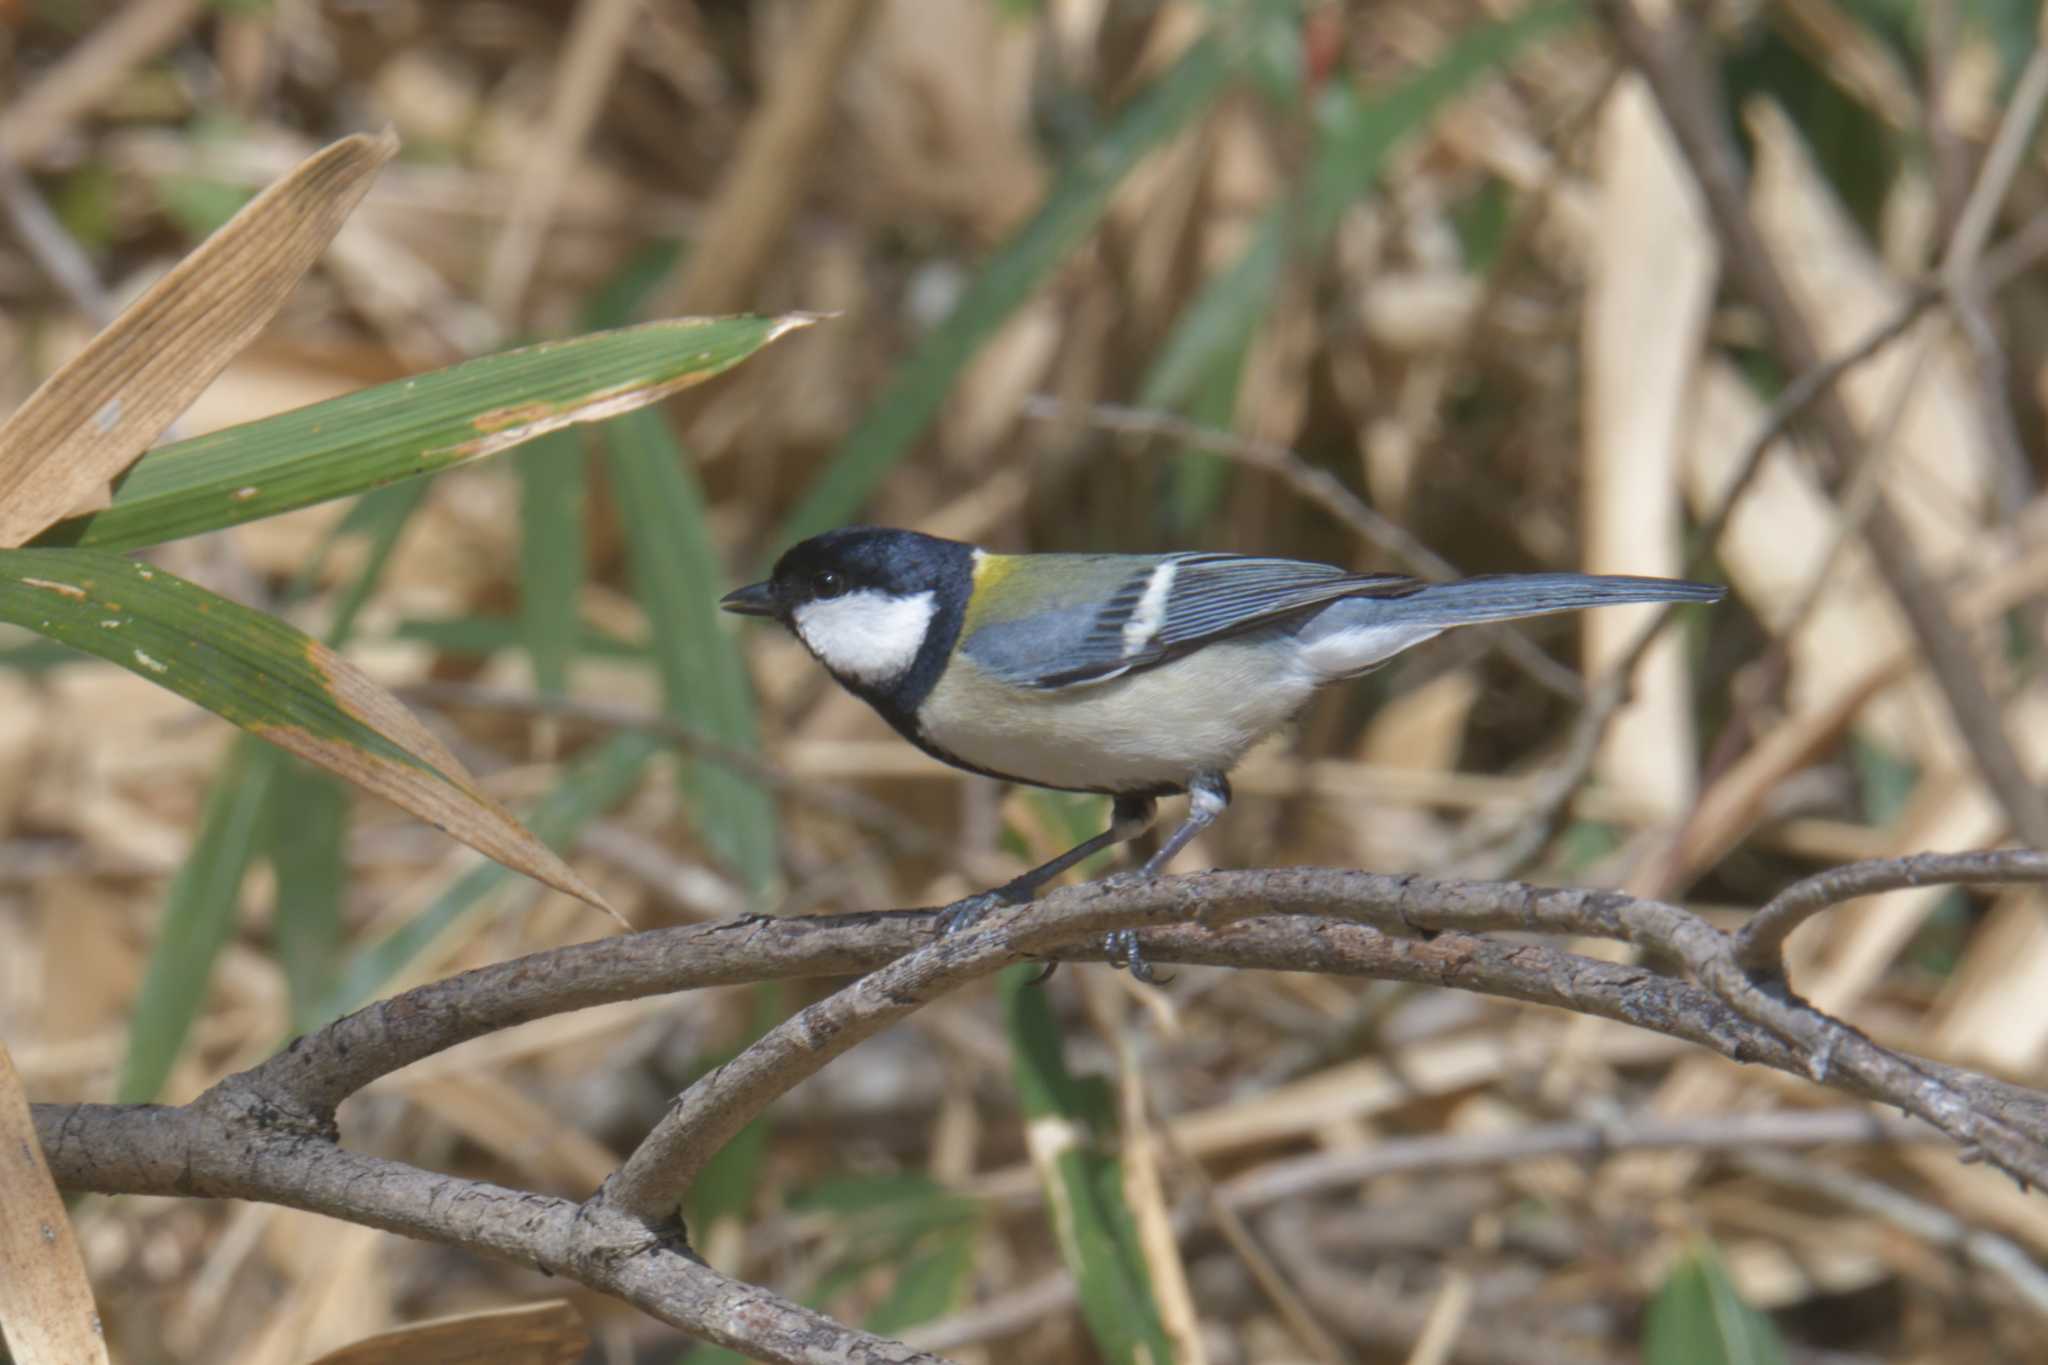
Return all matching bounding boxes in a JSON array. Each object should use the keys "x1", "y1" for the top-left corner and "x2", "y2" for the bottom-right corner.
[{"x1": 33, "y1": 860, "x2": 2048, "y2": 1358}]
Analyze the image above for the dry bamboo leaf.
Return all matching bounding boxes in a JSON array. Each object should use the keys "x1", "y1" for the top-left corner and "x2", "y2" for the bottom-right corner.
[
  {"x1": 1927, "y1": 886, "x2": 2048, "y2": 1070},
  {"x1": 244, "y1": 1220, "x2": 387, "y2": 1365},
  {"x1": 1747, "y1": 100, "x2": 1991, "y2": 568},
  {"x1": 402, "y1": 1073, "x2": 619, "y2": 1190},
  {"x1": 1581, "y1": 78, "x2": 1714, "y2": 815},
  {"x1": 0, "y1": 1041, "x2": 108, "y2": 1365},
  {"x1": 0, "y1": 552, "x2": 618, "y2": 918},
  {"x1": 1361, "y1": 669, "x2": 1478, "y2": 772},
  {"x1": 0, "y1": 130, "x2": 399, "y2": 546},
  {"x1": 1683, "y1": 359, "x2": 1922, "y2": 751},
  {"x1": 304, "y1": 1302, "x2": 588, "y2": 1365}
]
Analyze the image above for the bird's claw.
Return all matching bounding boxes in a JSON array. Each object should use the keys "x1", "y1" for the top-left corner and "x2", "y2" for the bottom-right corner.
[
  {"x1": 936, "y1": 885, "x2": 1064, "y2": 983},
  {"x1": 1104, "y1": 928, "x2": 1169, "y2": 984},
  {"x1": 936, "y1": 889, "x2": 1015, "y2": 937}
]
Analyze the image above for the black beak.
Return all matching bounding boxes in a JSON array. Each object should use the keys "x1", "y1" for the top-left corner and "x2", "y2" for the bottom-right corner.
[{"x1": 720, "y1": 580, "x2": 779, "y2": 618}]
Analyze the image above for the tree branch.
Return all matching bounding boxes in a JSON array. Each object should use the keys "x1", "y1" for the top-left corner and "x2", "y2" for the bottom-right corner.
[
  {"x1": 35, "y1": 863, "x2": 2048, "y2": 1357},
  {"x1": 32, "y1": 1098, "x2": 940, "y2": 1365},
  {"x1": 1736, "y1": 848, "x2": 2048, "y2": 971}
]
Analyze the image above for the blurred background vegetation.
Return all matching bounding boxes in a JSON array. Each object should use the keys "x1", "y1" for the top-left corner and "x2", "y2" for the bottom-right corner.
[{"x1": 5, "y1": 0, "x2": 2048, "y2": 1360}]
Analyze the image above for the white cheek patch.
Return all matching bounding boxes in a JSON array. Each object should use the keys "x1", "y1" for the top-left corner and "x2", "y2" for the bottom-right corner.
[{"x1": 793, "y1": 590, "x2": 936, "y2": 685}]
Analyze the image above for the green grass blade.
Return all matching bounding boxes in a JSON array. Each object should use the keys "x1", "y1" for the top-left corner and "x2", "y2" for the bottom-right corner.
[
  {"x1": 318, "y1": 482, "x2": 433, "y2": 644},
  {"x1": 35, "y1": 315, "x2": 817, "y2": 552},
  {"x1": 268, "y1": 483, "x2": 432, "y2": 1027},
  {"x1": 771, "y1": 36, "x2": 1231, "y2": 550},
  {"x1": 118, "y1": 740, "x2": 278, "y2": 1101},
  {"x1": 685, "y1": 984, "x2": 784, "y2": 1236},
  {"x1": 1136, "y1": 204, "x2": 1285, "y2": 414},
  {"x1": 518, "y1": 429, "x2": 588, "y2": 697},
  {"x1": 0, "y1": 547, "x2": 607, "y2": 910},
  {"x1": 313, "y1": 731, "x2": 659, "y2": 1022},
  {"x1": 391, "y1": 614, "x2": 645, "y2": 660},
  {"x1": 269, "y1": 758, "x2": 350, "y2": 1032},
  {"x1": 1644, "y1": 1242, "x2": 1789, "y2": 1365},
  {"x1": 607, "y1": 409, "x2": 780, "y2": 898},
  {"x1": 1002, "y1": 966, "x2": 1171, "y2": 1364},
  {"x1": 1140, "y1": 2, "x2": 1577, "y2": 523},
  {"x1": 863, "y1": 1223, "x2": 975, "y2": 1337},
  {"x1": 125, "y1": 480, "x2": 437, "y2": 1081}
]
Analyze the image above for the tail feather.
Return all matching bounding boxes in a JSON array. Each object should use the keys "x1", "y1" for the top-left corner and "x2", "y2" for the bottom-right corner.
[
  {"x1": 1295, "y1": 573, "x2": 1725, "y2": 681},
  {"x1": 1380, "y1": 573, "x2": 1726, "y2": 628}
]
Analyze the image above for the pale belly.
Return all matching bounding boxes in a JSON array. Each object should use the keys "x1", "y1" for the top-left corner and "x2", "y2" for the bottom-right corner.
[{"x1": 914, "y1": 636, "x2": 1319, "y2": 793}]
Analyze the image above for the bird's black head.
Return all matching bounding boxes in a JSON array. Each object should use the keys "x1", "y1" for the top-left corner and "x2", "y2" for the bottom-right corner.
[
  {"x1": 720, "y1": 527, "x2": 975, "y2": 704},
  {"x1": 721, "y1": 527, "x2": 970, "y2": 622}
]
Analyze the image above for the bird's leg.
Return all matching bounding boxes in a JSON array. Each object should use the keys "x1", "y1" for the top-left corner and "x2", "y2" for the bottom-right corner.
[
  {"x1": 1105, "y1": 772, "x2": 1231, "y2": 983},
  {"x1": 937, "y1": 794, "x2": 1158, "y2": 937}
]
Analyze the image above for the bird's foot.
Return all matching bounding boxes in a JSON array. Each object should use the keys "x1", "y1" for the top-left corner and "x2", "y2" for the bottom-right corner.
[
  {"x1": 939, "y1": 885, "x2": 1065, "y2": 982},
  {"x1": 935, "y1": 887, "x2": 1022, "y2": 938},
  {"x1": 1103, "y1": 929, "x2": 1169, "y2": 985}
]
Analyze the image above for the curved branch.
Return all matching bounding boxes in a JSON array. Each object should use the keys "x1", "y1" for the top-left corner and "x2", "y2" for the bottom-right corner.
[
  {"x1": 35, "y1": 863, "x2": 2048, "y2": 1361},
  {"x1": 1735, "y1": 849, "x2": 2048, "y2": 970},
  {"x1": 31, "y1": 1099, "x2": 939, "y2": 1365}
]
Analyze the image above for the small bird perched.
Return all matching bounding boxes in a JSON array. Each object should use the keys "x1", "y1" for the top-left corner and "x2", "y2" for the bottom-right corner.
[{"x1": 723, "y1": 526, "x2": 1725, "y2": 979}]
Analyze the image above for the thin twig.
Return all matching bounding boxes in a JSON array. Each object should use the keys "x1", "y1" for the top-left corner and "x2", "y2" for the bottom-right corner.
[
  {"x1": 1217, "y1": 1108, "x2": 1935, "y2": 1209},
  {"x1": 1735, "y1": 848, "x2": 2048, "y2": 972},
  {"x1": 908, "y1": 1107, "x2": 1938, "y2": 1353},
  {"x1": 1442, "y1": 286, "x2": 1938, "y2": 877},
  {"x1": 1260, "y1": 1204, "x2": 1617, "y2": 1365},
  {"x1": 1153, "y1": 1100, "x2": 1352, "y2": 1365},
  {"x1": 1737, "y1": 1149, "x2": 2048, "y2": 1320},
  {"x1": 1937, "y1": 43, "x2": 2048, "y2": 518},
  {"x1": 1600, "y1": 0, "x2": 2048, "y2": 852}
]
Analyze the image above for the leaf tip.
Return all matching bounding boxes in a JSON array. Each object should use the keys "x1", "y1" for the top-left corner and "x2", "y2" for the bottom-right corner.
[
  {"x1": 361, "y1": 125, "x2": 403, "y2": 164},
  {"x1": 765, "y1": 311, "x2": 835, "y2": 344},
  {"x1": 554, "y1": 867, "x2": 630, "y2": 929}
]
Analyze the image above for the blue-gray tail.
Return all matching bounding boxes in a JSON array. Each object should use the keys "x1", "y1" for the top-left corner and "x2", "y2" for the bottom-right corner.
[
  {"x1": 1382, "y1": 573, "x2": 1726, "y2": 628},
  {"x1": 1296, "y1": 573, "x2": 1726, "y2": 680}
]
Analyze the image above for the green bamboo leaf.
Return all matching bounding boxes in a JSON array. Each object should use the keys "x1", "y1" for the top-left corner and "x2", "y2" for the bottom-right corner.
[
  {"x1": 607, "y1": 409, "x2": 780, "y2": 897},
  {"x1": 34, "y1": 314, "x2": 819, "y2": 552},
  {"x1": 864, "y1": 1224, "x2": 975, "y2": 1337},
  {"x1": 771, "y1": 36, "x2": 1231, "y2": 550},
  {"x1": 124, "y1": 482, "x2": 432, "y2": 1094},
  {"x1": 0, "y1": 547, "x2": 611, "y2": 913},
  {"x1": 118, "y1": 740, "x2": 278, "y2": 1102},
  {"x1": 1003, "y1": 966, "x2": 1171, "y2": 1365},
  {"x1": 392, "y1": 614, "x2": 644, "y2": 661},
  {"x1": 1644, "y1": 1243, "x2": 1789, "y2": 1365},
  {"x1": 269, "y1": 757, "x2": 350, "y2": 1032},
  {"x1": 518, "y1": 429, "x2": 588, "y2": 698},
  {"x1": 267, "y1": 482, "x2": 433, "y2": 1026}
]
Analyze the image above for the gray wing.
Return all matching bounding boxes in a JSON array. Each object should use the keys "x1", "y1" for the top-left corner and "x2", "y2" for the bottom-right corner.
[{"x1": 965, "y1": 553, "x2": 1422, "y2": 691}]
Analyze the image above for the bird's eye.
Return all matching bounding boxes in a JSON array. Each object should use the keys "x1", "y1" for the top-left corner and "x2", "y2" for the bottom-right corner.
[{"x1": 813, "y1": 570, "x2": 846, "y2": 600}]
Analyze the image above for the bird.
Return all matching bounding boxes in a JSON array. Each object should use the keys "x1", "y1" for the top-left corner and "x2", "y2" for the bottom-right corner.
[{"x1": 721, "y1": 526, "x2": 1725, "y2": 979}]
